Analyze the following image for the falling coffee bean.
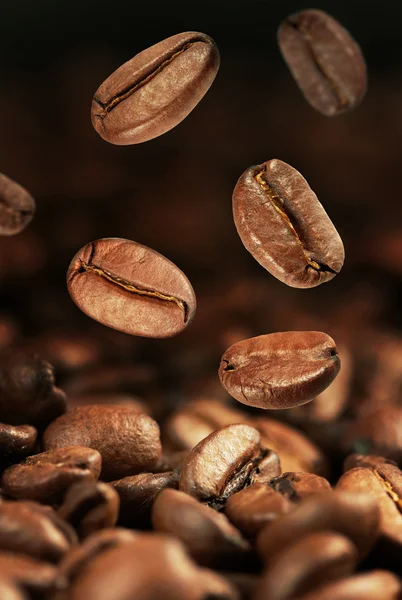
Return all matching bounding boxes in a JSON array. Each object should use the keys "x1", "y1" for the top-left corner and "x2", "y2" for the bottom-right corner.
[
  {"x1": 67, "y1": 238, "x2": 196, "y2": 338},
  {"x1": 0, "y1": 173, "x2": 35, "y2": 236},
  {"x1": 278, "y1": 9, "x2": 367, "y2": 116},
  {"x1": 232, "y1": 159, "x2": 344, "y2": 288}
]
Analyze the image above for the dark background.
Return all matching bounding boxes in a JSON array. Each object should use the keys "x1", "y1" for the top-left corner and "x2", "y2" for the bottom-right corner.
[{"x1": 0, "y1": 0, "x2": 402, "y2": 387}]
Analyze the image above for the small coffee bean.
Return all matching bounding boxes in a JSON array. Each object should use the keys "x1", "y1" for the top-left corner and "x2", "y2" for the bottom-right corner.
[
  {"x1": 91, "y1": 32, "x2": 220, "y2": 145},
  {"x1": 0, "y1": 173, "x2": 35, "y2": 235},
  {"x1": 111, "y1": 471, "x2": 179, "y2": 529},
  {"x1": 58, "y1": 481, "x2": 120, "y2": 539},
  {"x1": 225, "y1": 483, "x2": 291, "y2": 536},
  {"x1": 256, "y1": 491, "x2": 379, "y2": 561},
  {"x1": 179, "y1": 424, "x2": 269, "y2": 504},
  {"x1": 270, "y1": 472, "x2": 331, "y2": 502},
  {"x1": 219, "y1": 331, "x2": 340, "y2": 409},
  {"x1": 0, "y1": 423, "x2": 37, "y2": 469},
  {"x1": 232, "y1": 159, "x2": 344, "y2": 288},
  {"x1": 43, "y1": 405, "x2": 162, "y2": 481},
  {"x1": 297, "y1": 570, "x2": 402, "y2": 600},
  {"x1": 67, "y1": 238, "x2": 196, "y2": 338},
  {"x1": 1, "y1": 446, "x2": 102, "y2": 503},
  {"x1": 254, "y1": 531, "x2": 357, "y2": 600},
  {"x1": 0, "y1": 353, "x2": 66, "y2": 428},
  {"x1": 278, "y1": 10, "x2": 367, "y2": 116},
  {"x1": 152, "y1": 488, "x2": 250, "y2": 566}
]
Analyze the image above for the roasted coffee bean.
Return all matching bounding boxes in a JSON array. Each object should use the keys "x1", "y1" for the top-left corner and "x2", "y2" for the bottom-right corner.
[
  {"x1": 254, "y1": 532, "x2": 357, "y2": 600},
  {"x1": 0, "y1": 173, "x2": 35, "y2": 235},
  {"x1": 111, "y1": 471, "x2": 179, "y2": 529},
  {"x1": 58, "y1": 481, "x2": 119, "y2": 539},
  {"x1": 67, "y1": 238, "x2": 196, "y2": 338},
  {"x1": 0, "y1": 353, "x2": 66, "y2": 427},
  {"x1": 278, "y1": 10, "x2": 367, "y2": 117},
  {"x1": 0, "y1": 500, "x2": 77, "y2": 562},
  {"x1": 343, "y1": 453, "x2": 396, "y2": 472},
  {"x1": 91, "y1": 32, "x2": 220, "y2": 145},
  {"x1": 270, "y1": 472, "x2": 331, "y2": 502},
  {"x1": 43, "y1": 405, "x2": 162, "y2": 480},
  {"x1": 225, "y1": 483, "x2": 291, "y2": 536},
  {"x1": 0, "y1": 552, "x2": 60, "y2": 596},
  {"x1": 297, "y1": 570, "x2": 402, "y2": 600},
  {"x1": 68, "y1": 534, "x2": 236, "y2": 600},
  {"x1": 179, "y1": 424, "x2": 270, "y2": 504},
  {"x1": 0, "y1": 423, "x2": 37, "y2": 469},
  {"x1": 152, "y1": 489, "x2": 250, "y2": 566},
  {"x1": 1, "y1": 446, "x2": 101, "y2": 503},
  {"x1": 232, "y1": 160, "x2": 344, "y2": 288},
  {"x1": 256, "y1": 491, "x2": 379, "y2": 561},
  {"x1": 252, "y1": 417, "x2": 328, "y2": 476},
  {"x1": 219, "y1": 331, "x2": 340, "y2": 409}
]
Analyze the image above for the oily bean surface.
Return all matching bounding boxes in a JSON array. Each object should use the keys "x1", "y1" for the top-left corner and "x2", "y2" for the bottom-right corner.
[
  {"x1": 0, "y1": 173, "x2": 35, "y2": 235},
  {"x1": 43, "y1": 405, "x2": 162, "y2": 481},
  {"x1": 219, "y1": 331, "x2": 340, "y2": 409},
  {"x1": 67, "y1": 238, "x2": 196, "y2": 338},
  {"x1": 232, "y1": 159, "x2": 344, "y2": 288},
  {"x1": 91, "y1": 31, "x2": 220, "y2": 145},
  {"x1": 278, "y1": 9, "x2": 367, "y2": 116}
]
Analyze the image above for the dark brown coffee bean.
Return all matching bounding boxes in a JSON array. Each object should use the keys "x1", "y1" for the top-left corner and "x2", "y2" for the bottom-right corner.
[
  {"x1": 252, "y1": 417, "x2": 328, "y2": 476},
  {"x1": 0, "y1": 423, "x2": 37, "y2": 469},
  {"x1": 179, "y1": 424, "x2": 269, "y2": 504},
  {"x1": 278, "y1": 10, "x2": 367, "y2": 117},
  {"x1": 111, "y1": 471, "x2": 179, "y2": 529},
  {"x1": 58, "y1": 481, "x2": 119, "y2": 539},
  {"x1": 43, "y1": 405, "x2": 162, "y2": 481},
  {"x1": 0, "y1": 173, "x2": 35, "y2": 235},
  {"x1": 152, "y1": 488, "x2": 250, "y2": 566},
  {"x1": 219, "y1": 331, "x2": 340, "y2": 409},
  {"x1": 1, "y1": 446, "x2": 101, "y2": 503},
  {"x1": 256, "y1": 491, "x2": 379, "y2": 562},
  {"x1": 0, "y1": 552, "x2": 60, "y2": 596},
  {"x1": 0, "y1": 353, "x2": 66, "y2": 428},
  {"x1": 67, "y1": 238, "x2": 196, "y2": 338},
  {"x1": 297, "y1": 570, "x2": 402, "y2": 600},
  {"x1": 270, "y1": 472, "x2": 331, "y2": 502},
  {"x1": 232, "y1": 160, "x2": 344, "y2": 288},
  {"x1": 225, "y1": 483, "x2": 291, "y2": 536},
  {"x1": 0, "y1": 500, "x2": 76, "y2": 562},
  {"x1": 91, "y1": 32, "x2": 220, "y2": 145},
  {"x1": 254, "y1": 532, "x2": 357, "y2": 600}
]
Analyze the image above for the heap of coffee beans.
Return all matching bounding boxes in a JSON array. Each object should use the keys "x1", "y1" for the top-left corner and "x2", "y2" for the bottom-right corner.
[{"x1": 0, "y1": 7, "x2": 400, "y2": 600}]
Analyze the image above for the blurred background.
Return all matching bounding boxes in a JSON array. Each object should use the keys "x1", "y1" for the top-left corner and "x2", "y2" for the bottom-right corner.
[{"x1": 1, "y1": 0, "x2": 402, "y2": 456}]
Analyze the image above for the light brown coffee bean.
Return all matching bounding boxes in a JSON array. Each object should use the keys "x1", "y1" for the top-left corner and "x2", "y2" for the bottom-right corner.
[
  {"x1": 67, "y1": 238, "x2": 196, "y2": 338},
  {"x1": 297, "y1": 570, "x2": 401, "y2": 600},
  {"x1": 232, "y1": 159, "x2": 344, "y2": 288},
  {"x1": 43, "y1": 405, "x2": 162, "y2": 480},
  {"x1": 219, "y1": 331, "x2": 340, "y2": 409},
  {"x1": 254, "y1": 532, "x2": 357, "y2": 600},
  {"x1": 278, "y1": 10, "x2": 367, "y2": 116},
  {"x1": 91, "y1": 32, "x2": 220, "y2": 145},
  {"x1": 0, "y1": 173, "x2": 35, "y2": 236},
  {"x1": 1, "y1": 446, "x2": 101, "y2": 503}
]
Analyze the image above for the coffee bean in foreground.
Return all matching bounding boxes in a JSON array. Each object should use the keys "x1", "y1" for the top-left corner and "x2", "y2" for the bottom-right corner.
[
  {"x1": 91, "y1": 32, "x2": 220, "y2": 145},
  {"x1": 232, "y1": 159, "x2": 344, "y2": 288},
  {"x1": 278, "y1": 9, "x2": 367, "y2": 117},
  {"x1": 67, "y1": 238, "x2": 196, "y2": 338},
  {"x1": 219, "y1": 331, "x2": 340, "y2": 409},
  {"x1": 0, "y1": 173, "x2": 35, "y2": 235}
]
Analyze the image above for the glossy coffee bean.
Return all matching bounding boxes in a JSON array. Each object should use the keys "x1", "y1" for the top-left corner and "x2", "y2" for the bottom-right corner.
[
  {"x1": 0, "y1": 173, "x2": 35, "y2": 235},
  {"x1": 278, "y1": 10, "x2": 367, "y2": 116},
  {"x1": 270, "y1": 472, "x2": 331, "y2": 502},
  {"x1": 91, "y1": 32, "x2": 220, "y2": 145},
  {"x1": 0, "y1": 353, "x2": 66, "y2": 427},
  {"x1": 256, "y1": 491, "x2": 379, "y2": 561},
  {"x1": 219, "y1": 331, "x2": 340, "y2": 409},
  {"x1": 179, "y1": 424, "x2": 268, "y2": 504},
  {"x1": 58, "y1": 481, "x2": 120, "y2": 539},
  {"x1": 43, "y1": 405, "x2": 162, "y2": 480},
  {"x1": 232, "y1": 159, "x2": 344, "y2": 288},
  {"x1": 152, "y1": 488, "x2": 250, "y2": 566},
  {"x1": 254, "y1": 532, "x2": 357, "y2": 600},
  {"x1": 297, "y1": 570, "x2": 402, "y2": 600},
  {"x1": 67, "y1": 238, "x2": 196, "y2": 338},
  {"x1": 1, "y1": 446, "x2": 101, "y2": 503},
  {"x1": 0, "y1": 423, "x2": 37, "y2": 469}
]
